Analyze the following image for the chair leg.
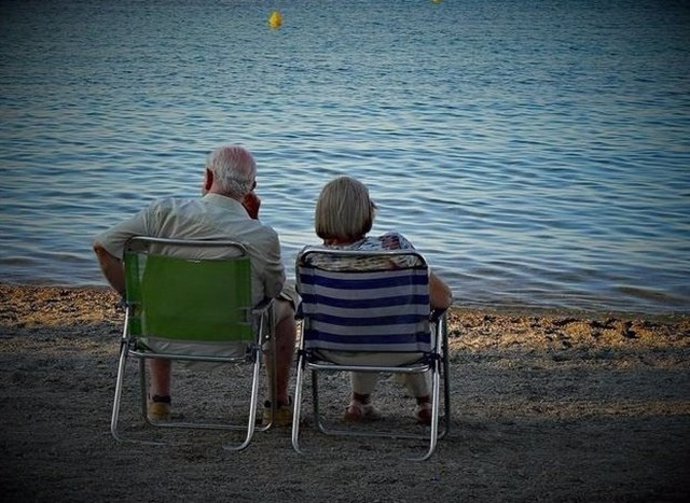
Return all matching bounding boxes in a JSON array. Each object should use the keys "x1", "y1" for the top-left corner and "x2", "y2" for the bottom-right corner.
[
  {"x1": 441, "y1": 351, "x2": 451, "y2": 438},
  {"x1": 311, "y1": 369, "x2": 327, "y2": 434},
  {"x1": 223, "y1": 347, "x2": 262, "y2": 451},
  {"x1": 291, "y1": 353, "x2": 307, "y2": 454},
  {"x1": 290, "y1": 316, "x2": 450, "y2": 460},
  {"x1": 440, "y1": 315, "x2": 451, "y2": 439},
  {"x1": 259, "y1": 328, "x2": 278, "y2": 430},
  {"x1": 139, "y1": 358, "x2": 150, "y2": 424},
  {"x1": 110, "y1": 344, "x2": 129, "y2": 442},
  {"x1": 409, "y1": 362, "x2": 442, "y2": 461},
  {"x1": 114, "y1": 347, "x2": 264, "y2": 448},
  {"x1": 112, "y1": 351, "x2": 167, "y2": 446}
]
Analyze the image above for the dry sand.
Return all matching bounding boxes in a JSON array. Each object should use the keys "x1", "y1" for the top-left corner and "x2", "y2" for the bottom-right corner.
[{"x1": 1, "y1": 283, "x2": 689, "y2": 502}]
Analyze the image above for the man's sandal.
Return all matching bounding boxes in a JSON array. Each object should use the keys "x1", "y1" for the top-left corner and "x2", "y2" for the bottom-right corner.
[{"x1": 415, "y1": 402, "x2": 433, "y2": 425}]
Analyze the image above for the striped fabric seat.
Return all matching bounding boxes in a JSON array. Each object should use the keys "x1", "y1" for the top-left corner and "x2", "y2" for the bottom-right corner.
[{"x1": 297, "y1": 255, "x2": 431, "y2": 353}]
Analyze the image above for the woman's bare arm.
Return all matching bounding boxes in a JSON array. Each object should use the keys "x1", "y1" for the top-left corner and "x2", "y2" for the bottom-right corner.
[{"x1": 429, "y1": 271, "x2": 453, "y2": 310}]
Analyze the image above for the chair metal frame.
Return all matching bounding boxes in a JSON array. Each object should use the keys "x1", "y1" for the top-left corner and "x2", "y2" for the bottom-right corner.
[
  {"x1": 291, "y1": 247, "x2": 451, "y2": 461},
  {"x1": 110, "y1": 236, "x2": 274, "y2": 451}
]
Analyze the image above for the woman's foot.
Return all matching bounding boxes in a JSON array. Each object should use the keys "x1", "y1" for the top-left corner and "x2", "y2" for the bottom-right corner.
[{"x1": 344, "y1": 400, "x2": 381, "y2": 422}]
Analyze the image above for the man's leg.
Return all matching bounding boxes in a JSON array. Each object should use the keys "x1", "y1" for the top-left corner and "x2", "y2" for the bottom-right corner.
[
  {"x1": 147, "y1": 359, "x2": 172, "y2": 420},
  {"x1": 149, "y1": 359, "x2": 171, "y2": 396},
  {"x1": 265, "y1": 299, "x2": 296, "y2": 405}
]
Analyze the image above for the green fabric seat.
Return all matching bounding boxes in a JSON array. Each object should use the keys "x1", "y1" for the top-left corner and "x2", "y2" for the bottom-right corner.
[{"x1": 126, "y1": 252, "x2": 254, "y2": 344}]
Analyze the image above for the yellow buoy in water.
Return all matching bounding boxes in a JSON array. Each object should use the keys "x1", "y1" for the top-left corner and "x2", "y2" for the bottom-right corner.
[{"x1": 268, "y1": 10, "x2": 283, "y2": 30}]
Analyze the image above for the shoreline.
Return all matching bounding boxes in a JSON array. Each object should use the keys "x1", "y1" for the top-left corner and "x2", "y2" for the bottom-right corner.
[
  {"x1": 3, "y1": 280, "x2": 689, "y2": 321},
  {"x1": 2, "y1": 283, "x2": 688, "y2": 350},
  {"x1": 2, "y1": 282, "x2": 689, "y2": 501}
]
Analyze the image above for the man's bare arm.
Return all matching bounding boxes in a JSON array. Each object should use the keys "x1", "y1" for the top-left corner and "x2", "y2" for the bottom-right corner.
[{"x1": 93, "y1": 243, "x2": 125, "y2": 296}]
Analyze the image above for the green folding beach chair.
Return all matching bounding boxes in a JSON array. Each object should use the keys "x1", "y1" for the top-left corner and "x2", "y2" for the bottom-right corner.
[{"x1": 110, "y1": 236, "x2": 273, "y2": 450}]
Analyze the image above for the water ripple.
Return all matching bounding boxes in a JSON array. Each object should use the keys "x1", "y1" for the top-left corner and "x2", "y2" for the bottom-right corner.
[{"x1": 1, "y1": 0, "x2": 689, "y2": 314}]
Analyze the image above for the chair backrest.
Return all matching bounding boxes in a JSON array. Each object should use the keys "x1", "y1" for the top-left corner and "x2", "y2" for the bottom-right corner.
[
  {"x1": 296, "y1": 247, "x2": 431, "y2": 353},
  {"x1": 124, "y1": 237, "x2": 254, "y2": 343}
]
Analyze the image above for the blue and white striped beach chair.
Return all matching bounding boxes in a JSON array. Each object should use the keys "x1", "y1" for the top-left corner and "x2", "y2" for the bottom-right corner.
[{"x1": 291, "y1": 247, "x2": 450, "y2": 461}]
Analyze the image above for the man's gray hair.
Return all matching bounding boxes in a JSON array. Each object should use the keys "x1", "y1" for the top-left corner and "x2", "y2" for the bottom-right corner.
[{"x1": 206, "y1": 146, "x2": 257, "y2": 198}]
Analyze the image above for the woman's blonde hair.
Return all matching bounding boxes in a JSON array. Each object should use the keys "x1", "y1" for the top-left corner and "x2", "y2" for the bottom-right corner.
[{"x1": 315, "y1": 176, "x2": 376, "y2": 241}]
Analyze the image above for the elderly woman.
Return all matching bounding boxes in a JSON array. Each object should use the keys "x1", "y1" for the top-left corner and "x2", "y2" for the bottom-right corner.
[{"x1": 312, "y1": 176, "x2": 453, "y2": 424}]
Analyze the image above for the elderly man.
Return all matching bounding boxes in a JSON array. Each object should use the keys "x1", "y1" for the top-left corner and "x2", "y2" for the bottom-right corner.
[{"x1": 93, "y1": 145, "x2": 297, "y2": 426}]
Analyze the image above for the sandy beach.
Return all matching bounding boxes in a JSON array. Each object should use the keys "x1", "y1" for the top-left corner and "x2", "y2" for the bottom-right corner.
[{"x1": 1, "y1": 282, "x2": 689, "y2": 502}]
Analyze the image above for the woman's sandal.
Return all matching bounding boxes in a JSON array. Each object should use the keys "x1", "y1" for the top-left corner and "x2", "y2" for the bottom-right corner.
[{"x1": 344, "y1": 400, "x2": 381, "y2": 422}]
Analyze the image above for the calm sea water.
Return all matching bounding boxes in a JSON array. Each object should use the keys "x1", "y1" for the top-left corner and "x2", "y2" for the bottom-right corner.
[{"x1": 1, "y1": 0, "x2": 689, "y2": 315}]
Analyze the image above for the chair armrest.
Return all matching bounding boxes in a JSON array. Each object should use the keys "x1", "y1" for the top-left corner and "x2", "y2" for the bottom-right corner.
[
  {"x1": 252, "y1": 297, "x2": 274, "y2": 316},
  {"x1": 294, "y1": 302, "x2": 304, "y2": 321}
]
